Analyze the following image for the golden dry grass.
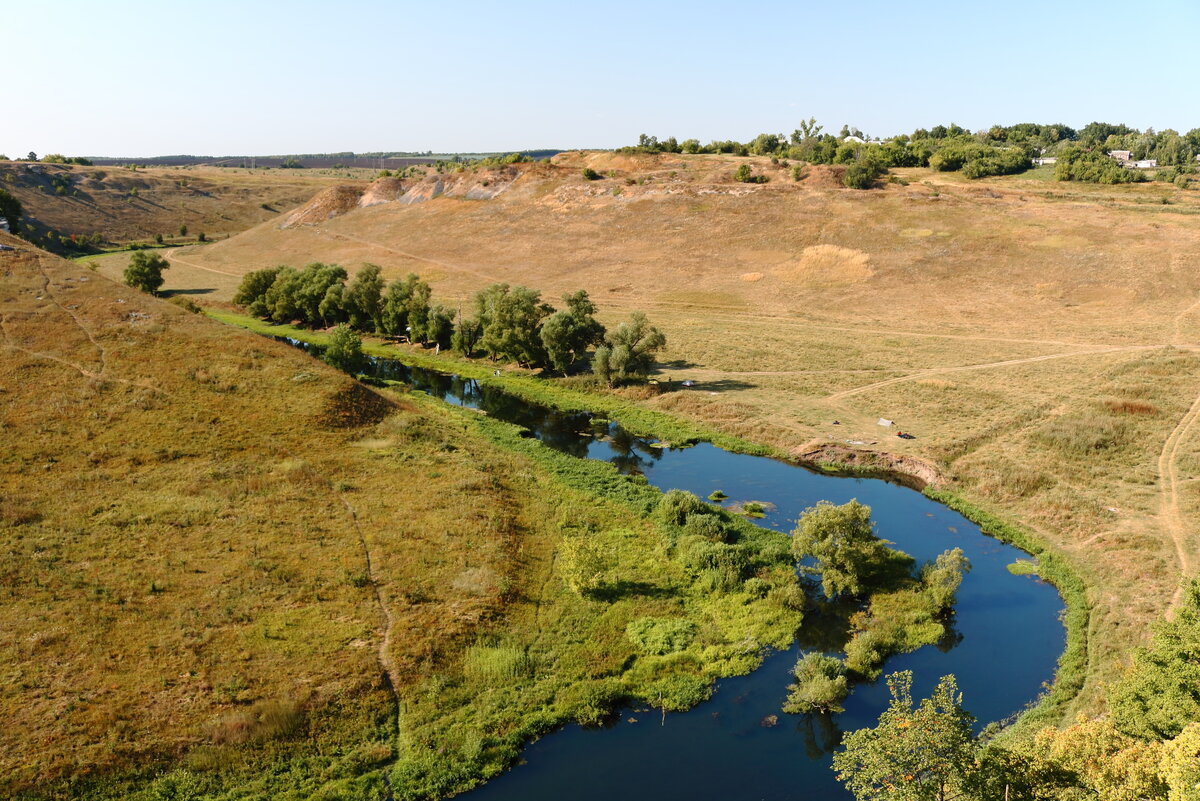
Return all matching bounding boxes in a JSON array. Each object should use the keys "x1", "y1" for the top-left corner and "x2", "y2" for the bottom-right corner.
[
  {"x1": 0, "y1": 237, "x2": 563, "y2": 794},
  {"x1": 129, "y1": 150, "x2": 1200, "y2": 717},
  {"x1": 0, "y1": 161, "x2": 369, "y2": 244}
]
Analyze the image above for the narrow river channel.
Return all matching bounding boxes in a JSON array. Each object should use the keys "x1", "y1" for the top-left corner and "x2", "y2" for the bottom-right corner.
[{"x1": 278, "y1": 338, "x2": 1066, "y2": 801}]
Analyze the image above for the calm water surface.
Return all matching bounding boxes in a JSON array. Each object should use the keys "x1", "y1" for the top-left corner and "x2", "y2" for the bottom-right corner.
[{"x1": 280, "y1": 339, "x2": 1065, "y2": 801}]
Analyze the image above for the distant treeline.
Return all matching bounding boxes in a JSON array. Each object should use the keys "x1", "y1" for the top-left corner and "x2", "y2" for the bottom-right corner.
[
  {"x1": 80, "y1": 150, "x2": 563, "y2": 169},
  {"x1": 234, "y1": 264, "x2": 665, "y2": 383},
  {"x1": 624, "y1": 121, "x2": 1200, "y2": 186}
]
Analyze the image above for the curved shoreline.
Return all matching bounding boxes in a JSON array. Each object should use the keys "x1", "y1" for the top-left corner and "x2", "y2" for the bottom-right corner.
[{"x1": 212, "y1": 309, "x2": 1089, "y2": 733}]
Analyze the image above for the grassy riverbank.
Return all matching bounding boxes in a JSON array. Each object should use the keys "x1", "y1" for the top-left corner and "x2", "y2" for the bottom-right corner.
[{"x1": 207, "y1": 308, "x2": 1092, "y2": 738}]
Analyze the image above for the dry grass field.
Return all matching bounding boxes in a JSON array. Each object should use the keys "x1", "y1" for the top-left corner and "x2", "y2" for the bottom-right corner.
[
  {"x1": 0, "y1": 161, "x2": 374, "y2": 245},
  {"x1": 92, "y1": 150, "x2": 1200, "y2": 718}
]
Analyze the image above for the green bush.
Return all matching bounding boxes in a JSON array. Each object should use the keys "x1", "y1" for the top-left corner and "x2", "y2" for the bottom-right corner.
[
  {"x1": 734, "y1": 164, "x2": 768, "y2": 183},
  {"x1": 582, "y1": 167, "x2": 601, "y2": 181},
  {"x1": 644, "y1": 673, "x2": 712, "y2": 711},
  {"x1": 167, "y1": 296, "x2": 202, "y2": 314},
  {"x1": 683, "y1": 512, "x2": 727, "y2": 542},
  {"x1": 626, "y1": 617, "x2": 698, "y2": 655},
  {"x1": 657, "y1": 489, "x2": 705, "y2": 526},
  {"x1": 556, "y1": 678, "x2": 625, "y2": 726},
  {"x1": 123, "y1": 250, "x2": 169, "y2": 294},
  {"x1": 784, "y1": 652, "x2": 850, "y2": 713},
  {"x1": 323, "y1": 324, "x2": 365, "y2": 373}
]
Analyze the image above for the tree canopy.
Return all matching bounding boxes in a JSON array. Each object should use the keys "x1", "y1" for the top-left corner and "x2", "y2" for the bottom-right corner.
[
  {"x1": 833, "y1": 671, "x2": 976, "y2": 801},
  {"x1": 123, "y1": 251, "x2": 169, "y2": 294},
  {"x1": 791, "y1": 500, "x2": 894, "y2": 599}
]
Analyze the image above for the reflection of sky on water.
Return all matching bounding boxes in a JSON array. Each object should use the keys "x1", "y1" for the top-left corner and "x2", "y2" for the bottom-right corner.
[{"x1": 274, "y1": 338, "x2": 1065, "y2": 801}]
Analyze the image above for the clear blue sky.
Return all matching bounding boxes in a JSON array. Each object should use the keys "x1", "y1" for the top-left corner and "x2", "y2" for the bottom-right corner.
[{"x1": 5, "y1": 0, "x2": 1199, "y2": 157}]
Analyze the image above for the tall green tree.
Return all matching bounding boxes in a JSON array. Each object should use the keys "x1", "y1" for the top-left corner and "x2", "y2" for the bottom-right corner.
[
  {"x1": 344, "y1": 263, "x2": 385, "y2": 331},
  {"x1": 833, "y1": 671, "x2": 977, "y2": 801},
  {"x1": 591, "y1": 311, "x2": 665, "y2": 386},
  {"x1": 123, "y1": 251, "x2": 170, "y2": 294},
  {"x1": 294, "y1": 263, "x2": 347, "y2": 326},
  {"x1": 233, "y1": 266, "x2": 282, "y2": 318},
  {"x1": 791, "y1": 500, "x2": 893, "y2": 599},
  {"x1": 475, "y1": 283, "x2": 553, "y2": 366},
  {"x1": 264, "y1": 266, "x2": 303, "y2": 323},
  {"x1": 323, "y1": 324, "x2": 364, "y2": 373},
  {"x1": 540, "y1": 290, "x2": 605, "y2": 374},
  {"x1": 452, "y1": 316, "x2": 483, "y2": 356}
]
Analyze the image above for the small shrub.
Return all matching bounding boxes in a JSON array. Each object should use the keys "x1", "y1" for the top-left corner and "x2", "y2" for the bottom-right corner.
[
  {"x1": 683, "y1": 512, "x2": 728, "y2": 542},
  {"x1": 658, "y1": 489, "x2": 705, "y2": 526},
  {"x1": 734, "y1": 164, "x2": 768, "y2": 184},
  {"x1": 626, "y1": 617, "x2": 698, "y2": 655},
  {"x1": 784, "y1": 653, "x2": 849, "y2": 713},
  {"x1": 582, "y1": 167, "x2": 601, "y2": 181},
  {"x1": 644, "y1": 673, "x2": 712, "y2": 711},
  {"x1": 743, "y1": 577, "x2": 770, "y2": 598},
  {"x1": 557, "y1": 678, "x2": 625, "y2": 726},
  {"x1": 167, "y1": 296, "x2": 202, "y2": 314}
]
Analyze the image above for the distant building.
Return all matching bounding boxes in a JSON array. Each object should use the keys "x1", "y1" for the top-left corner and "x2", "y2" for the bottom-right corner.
[
  {"x1": 0, "y1": 217, "x2": 9, "y2": 233},
  {"x1": 1108, "y1": 150, "x2": 1133, "y2": 163},
  {"x1": 1033, "y1": 157, "x2": 1057, "y2": 166},
  {"x1": 1132, "y1": 159, "x2": 1158, "y2": 169}
]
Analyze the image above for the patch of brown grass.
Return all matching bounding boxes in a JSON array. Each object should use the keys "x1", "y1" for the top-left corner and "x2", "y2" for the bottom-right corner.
[{"x1": 1104, "y1": 398, "x2": 1159, "y2": 415}]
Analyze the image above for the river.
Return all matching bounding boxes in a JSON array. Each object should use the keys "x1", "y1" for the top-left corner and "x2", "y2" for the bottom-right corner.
[{"x1": 278, "y1": 338, "x2": 1065, "y2": 800}]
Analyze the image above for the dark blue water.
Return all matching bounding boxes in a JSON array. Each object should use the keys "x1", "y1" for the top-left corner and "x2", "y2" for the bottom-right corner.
[{"x1": 277, "y1": 338, "x2": 1065, "y2": 801}]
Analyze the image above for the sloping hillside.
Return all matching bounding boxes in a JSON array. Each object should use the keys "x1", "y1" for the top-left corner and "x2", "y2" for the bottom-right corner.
[
  {"x1": 0, "y1": 161, "x2": 366, "y2": 250},
  {"x1": 106, "y1": 150, "x2": 1200, "y2": 715},
  {"x1": 0, "y1": 236, "x2": 587, "y2": 797},
  {"x1": 1, "y1": 232, "x2": 808, "y2": 800}
]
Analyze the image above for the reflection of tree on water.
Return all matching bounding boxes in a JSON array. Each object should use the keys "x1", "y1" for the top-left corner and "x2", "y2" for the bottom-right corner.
[
  {"x1": 605, "y1": 427, "x2": 665, "y2": 475},
  {"x1": 936, "y1": 616, "x2": 963, "y2": 653},
  {"x1": 798, "y1": 710, "x2": 842, "y2": 759},
  {"x1": 794, "y1": 579, "x2": 861, "y2": 654}
]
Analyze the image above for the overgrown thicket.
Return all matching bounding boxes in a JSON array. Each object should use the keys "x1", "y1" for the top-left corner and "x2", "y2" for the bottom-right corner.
[
  {"x1": 386, "y1": 415, "x2": 807, "y2": 799},
  {"x1": 233, "y1": 265, "x2": 666, "y2": 382},
  {"x1": 624, "y1": 119, "x2": 1200, "y2": 186},
  {"x1": 833, "y1": 580, "x2": 1200, "y2": 801},
  {"x1": 783, "y1": 500, "x2": 970, "y2": 715}
]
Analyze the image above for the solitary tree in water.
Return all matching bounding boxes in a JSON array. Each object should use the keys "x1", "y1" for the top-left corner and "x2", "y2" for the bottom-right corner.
[{"x1": 791, "y1": 499, "x2": 893, "y2": 598}]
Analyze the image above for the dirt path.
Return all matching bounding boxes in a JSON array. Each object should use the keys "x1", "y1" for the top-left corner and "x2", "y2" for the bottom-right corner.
[
  {"x1": 315, "y1": 229, "x2": 503, "y2": 284},
  {"x1": 1156, "y1": 388, "x2": 1200, "y2": 612},
  {"x1": 164, "y1": 247, "x2": 244, "y2": 277},
  {"x1": 339, "y1": 497, "x2": 402, "y2": 729}
]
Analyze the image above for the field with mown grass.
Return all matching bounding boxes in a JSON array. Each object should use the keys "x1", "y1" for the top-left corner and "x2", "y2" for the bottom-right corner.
[
  {"x1": 88, "y1": 149, "x2": 1200, "y2": 718},
  {"x1": 1, "y1": 237, "x2": 810, "y2": 799}
]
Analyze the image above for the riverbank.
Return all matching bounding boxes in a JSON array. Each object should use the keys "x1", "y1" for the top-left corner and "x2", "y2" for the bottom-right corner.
[{"x1": 207, "y1": 309, "x2": 1090, "y2": 738}]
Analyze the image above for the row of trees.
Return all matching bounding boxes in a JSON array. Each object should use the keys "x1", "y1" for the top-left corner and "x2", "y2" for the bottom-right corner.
[
  {"x1": 234, "y1": 264, "x2": 666, "y2": 383},
  {"x1": 625, "y1": 120, "x2": 1200, "y2": 185}
]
